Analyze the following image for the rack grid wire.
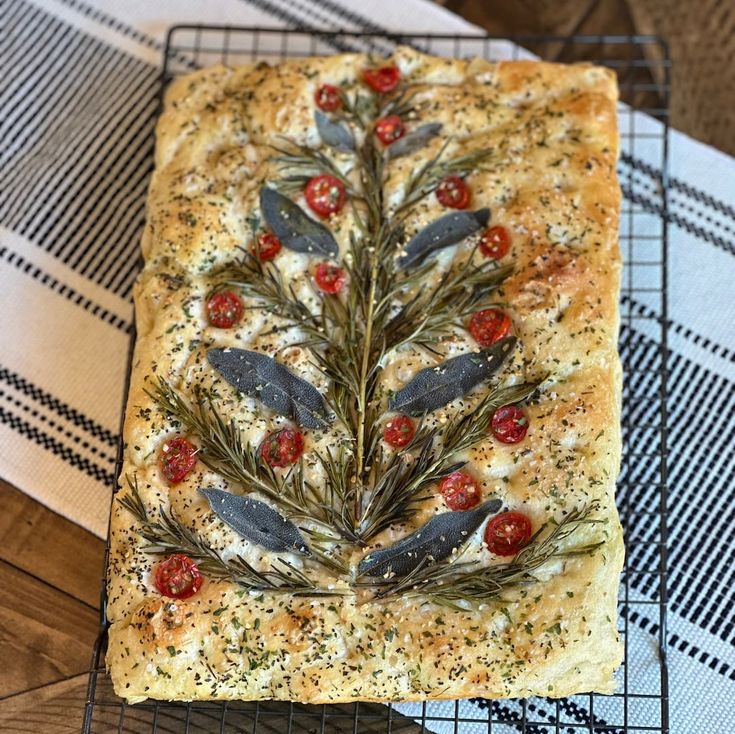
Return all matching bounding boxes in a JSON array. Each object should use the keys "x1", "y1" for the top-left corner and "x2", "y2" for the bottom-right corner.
[{"x1": 83, "y1": 26, "x2": 670, "y2": 734}]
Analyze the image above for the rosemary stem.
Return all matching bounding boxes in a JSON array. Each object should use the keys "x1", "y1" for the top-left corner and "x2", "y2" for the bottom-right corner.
[
  {"x1": 354, "y1": 247, "x2": 379, "y2": 523},
  {"x1": 351, "y1": 126, "x2": 385, "y2": 528}
]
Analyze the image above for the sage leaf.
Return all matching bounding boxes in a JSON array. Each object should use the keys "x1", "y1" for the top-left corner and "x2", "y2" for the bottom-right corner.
[
  {"x1": 388, "y1": 337, "x2": 516, "y2": 416},
  {"x1": 398, "y1": 208, "x2": 490, "y2": 268},
  {"x1": 388, "y1": 122, "x2": 442, "y2": 159},
  {"x1": 315, "y1": 110, "x2": 355, "y2": 152},
  {"x1": 200, "y1": 488, "x2": 310, "y2": 555},
  {"x1": 260, "y1": 187, "x2": 339, "y2": 259},
  {"x1": 208, "y1": 348, "x2": 333, "y2": 430},
  {"x1": 358, "y1": 499, "x2": 502, "y2": 577}
]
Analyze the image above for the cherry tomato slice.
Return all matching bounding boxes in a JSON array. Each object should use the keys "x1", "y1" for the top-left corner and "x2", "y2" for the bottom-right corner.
[
  {"x1": 206, "y1": 290, "x2": 243, "y2": 329},
  {"x1": 375, "y1": 115, "x2": 406, "y2": 145},
  {"x1": 363, "y1": 65, "x2": 401, "y2": 93},
  {"x1": 436, "y1": 175, "x2": 471, "y2": 209},
  {"x1": 382, "y1": 415, "x2": 415, "y2": 449},
  {"x1": 314, "y1": 263, "x2": 347, "y2": 294},
  {"x1": 468, "y1": 308, "x2": 512, "y2": 347},
  {"x1": 479, "y1": 225, "x2": 511, "y2": 259},
  {"x1": 305, "y1": 175, "x2": 346, "y2": 218},
  {"x1": 155, "y1": 554, "x2": 203, "y2": 599},
  {"x1": 261, "y1": 428, "x2": 304, "y2": 468},
  {"x1": 439, "y1": 470, "x2": 481, "y2": 511},
  {"x1": 315, "y1": 83, "x2": 341, "y2": 112},
  {"x1": 491, "y1": 404, "x2": 529, "y2": 444},
  {"x1": 252, "y1": 232, "x2": 282, "y2": 261},
  {"x1": 160, "y1": 436, "x2": 197, "y2": 484},
  {"x1": 484, "y1": 511, "x2": 532, "y2": 556}
]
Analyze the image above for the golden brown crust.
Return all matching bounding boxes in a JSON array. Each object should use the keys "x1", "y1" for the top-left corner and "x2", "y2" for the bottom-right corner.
[{"x1": 107, "y1": 47, "x2": 623, "y2": 703}]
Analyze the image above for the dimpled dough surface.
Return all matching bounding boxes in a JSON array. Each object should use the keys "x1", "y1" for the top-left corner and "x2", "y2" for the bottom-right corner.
[{"x1": 107, "y1": 47, "x2": 624, "y2": 703}]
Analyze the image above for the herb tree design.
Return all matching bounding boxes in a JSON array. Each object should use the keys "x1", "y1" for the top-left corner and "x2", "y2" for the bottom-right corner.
[{"x1": 127, "y1": 64, "x2": 602, "y2": 605}]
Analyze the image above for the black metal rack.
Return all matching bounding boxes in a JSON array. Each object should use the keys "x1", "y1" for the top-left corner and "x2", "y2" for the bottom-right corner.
[{"x1": 83, "y1": 26, "x2": 670, "y2": 733}]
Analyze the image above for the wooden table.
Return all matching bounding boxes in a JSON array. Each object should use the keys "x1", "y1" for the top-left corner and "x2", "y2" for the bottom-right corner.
[{"x1": 0, "y1": 479, "x2": 105, "y2": 731}]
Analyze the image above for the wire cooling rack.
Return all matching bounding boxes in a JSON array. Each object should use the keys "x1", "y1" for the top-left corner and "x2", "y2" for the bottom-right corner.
[{"x1": 83, "y1": 26, "x2": 670, "y2": 734}]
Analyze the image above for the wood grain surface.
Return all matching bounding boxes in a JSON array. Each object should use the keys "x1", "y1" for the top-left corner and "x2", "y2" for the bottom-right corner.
[
  {"x1": 0, "y1": 676, "x2": 88, "y2": 733},
  {"x1": 0, "y1": 482, "x2": 105, "y2": 608},
  {"x1": 0, "y1": 480, "x2": 105, "y2": 705}
]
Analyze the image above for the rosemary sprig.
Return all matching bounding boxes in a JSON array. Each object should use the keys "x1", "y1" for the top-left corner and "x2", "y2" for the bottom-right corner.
[
  {"x1": 219, "y1": 251, "x2": 361, "y2": 424},
  {"x1": 219, "y1": 250, "x2": 328, "y2": 341},
  {"x1": 358, "y1": 380, "x2": 543, "y2": 540},
  {"x1": 336, "y1": 88, "x2": 376, "y2": 129},
  {"x1": 214, "y1": 134, "x2": 517, "y2": 542},
  {"x1": 394, "y1": 144, "x2": 498, "y2": 218},
  {"x1": 351, "y1": 134, "x2": 388, "y2": 516},
  {"x1": 147, "y1": 377, "x2": 359, "y2": 543},
  {"x1": 376, "y1": 88, "x2": 421, "y2": 121},
  {"x1": 303, "y1": 532, "x2": 351, "y2": 576},
  {"x1": 182, "y1": 86, "x2": 549, "y2": 556},
  {"x1": 270, "y1": 139, "x2": 357, "y2": 195},
  {"x1": 439, "y1": 380, "x2": 544, "y2": 456},
  {"x1": 370, "y1": 502, "x2": 603, "y2": 604},
  {"x1": 118, "y1": 475, "x2": 345, "y2": 596},
  {"x1": 384, "y1": 253, "x2": 513, "y2": 353}
]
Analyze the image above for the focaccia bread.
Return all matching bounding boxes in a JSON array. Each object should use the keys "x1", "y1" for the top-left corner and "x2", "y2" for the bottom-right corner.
[{"x1": 107, "y1": 46, "x2": 624, "y2": 704}]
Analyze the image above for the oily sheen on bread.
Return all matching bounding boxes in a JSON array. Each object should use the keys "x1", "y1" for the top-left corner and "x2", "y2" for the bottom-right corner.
[{"x1": 106, "y1": 47, "x2": 624, "y2": 704}]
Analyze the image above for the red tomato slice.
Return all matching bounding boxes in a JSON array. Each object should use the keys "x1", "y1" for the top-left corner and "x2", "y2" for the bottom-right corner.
[
  {"x1": 155, "y1": 554, "x2": 203, "y2": 599},
  {"x1": 261, "y1": 428, "x2": 305, "y2": 468},
  {"x1": 479, "y1": 225, "x2": 511, "y2": 259},
  {"x1": 206, "y1": 290, "x2": 243, "y2": 329},
  {"x1": 315, "y1": 83, "x2": 341, "y2": 111},
  {"x1": 436, "y1": 175, "x2": 471, "y2": 209},
  {"x1": 363, "y1": 65, "x2": 401, "y2": 93},
  {"x1": 375, "y1": 115, "x2": 406, "y2": 145},
  {"x1": 314, "y1": 263, "x2": 347, "y2": 294},
  {"x1": 439, "y1": 470, "x2": 481, "y2": 511},
  {"x1": 305, "y1": 175, "x2": 346, "y2": 218},
  {"x1": 468, "y1": 308, "x2": 512, "y2": 347},
  {"x1": 382, "y1": 415, "x2": 415, "y2": 449},
  {"x1": 484, "y1": 512, "x2": 532, "y2": 556},
  {"x1": 252, "y1": 232, "x2": 282, "y2": 261},
  {"x1": 160, "y1": 436, "x2": 197, "y2": 484},
  {"x1": 491, "y1": 405, "x2": 529, "y2": 444}
]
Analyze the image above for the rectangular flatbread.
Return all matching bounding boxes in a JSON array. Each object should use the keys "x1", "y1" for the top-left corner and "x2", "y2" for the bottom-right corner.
[{"x1": 107, "y1": 47, "x2": 624, "y2": 704}]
